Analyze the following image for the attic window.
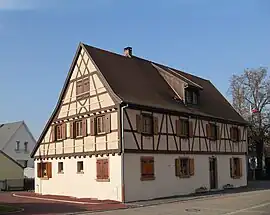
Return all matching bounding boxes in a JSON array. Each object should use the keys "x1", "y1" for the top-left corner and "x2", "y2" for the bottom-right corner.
[
  {"x1": 185, "y1": 89, "x2": 199, "y2": 105},
  {"x1": 76, "y1": 77, "x2": 89, "y2": 100}
]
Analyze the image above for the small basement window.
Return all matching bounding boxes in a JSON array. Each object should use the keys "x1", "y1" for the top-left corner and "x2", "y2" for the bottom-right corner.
[
  {"x1": 58, "y1": 162, "x2": 64, "y2": 173},
  {"x1": 77, "y1": 161, "x2": 84, "y2": 173}
]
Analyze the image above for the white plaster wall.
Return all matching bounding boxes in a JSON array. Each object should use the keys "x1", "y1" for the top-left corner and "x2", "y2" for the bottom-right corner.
[
  {"x1": 2, "y1": 123, "x2": 36, "y2": 168},
  {"x1": 124, "y1": 153, "x2": 247, "y2": 202},
  {"x1": 35, "y1": 154, "x2": 122, "y2": 201}
]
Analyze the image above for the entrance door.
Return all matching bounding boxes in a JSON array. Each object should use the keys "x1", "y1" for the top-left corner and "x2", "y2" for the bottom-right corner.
[{"x1": 209, "y1": 157, "x2": 218, "y2": 190}]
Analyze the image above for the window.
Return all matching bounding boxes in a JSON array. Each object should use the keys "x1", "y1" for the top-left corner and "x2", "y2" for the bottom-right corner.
[
  {"x1": 96, "y1": 159, "x2": 109, "y2": 181},
  {"x1": 96, "y1": 116, "x2": 105, "y2": 134},
  {"x1": 176, "y1": 119, "x2": 189, "y2": 137},
  {"x1": 76, "y1": 78, "x2": 89, "y2": 99},
  {"x1": 58, "y1": 162, "x2": 64, "y2": 173},
  {"x1": 53, "y1": 124, "x2": 66, "y2": 141},
  {"x1": 90, "y1": 114, "x2": 111, "y2": 136},
  {"x1": 175, "y1": 157, "x2": 194, "y2": 178},
  {"x1": 230, "y1": 157, "x2": 242, "y2": 178},
  {"x1": 185, "y1": 89, "x2": 199, "y2": 105},
  {"x1": 230, "y1": 127, "x2": 240, "y2": 142},
  {"x1": 136, "y1": 114, "x2": 158, "y2": 136},
  {"x1": 15, "y1": 141, "x2": 20, "y2": 151},
  {"x1": 24, "y1": 142, "x2": 28, "y2": 152},
  {"x1": 37, "y1": 162, "x2": 52, "y2": 178},
  {"x1": 77, "y1": 161, "x2": 84, "y2": 173},
  {"x1": 206, "y1": 123, "x2": 218, "y2": 140},
  {"x1": 75, "y1": 120, "x2": 83, "y2": 137},
  {"x1": 140, "y1": 156, "x2": 155, "y2": 180},
  {"x1": 142, "y1": 115, "x2": 153, "y2": 134}
]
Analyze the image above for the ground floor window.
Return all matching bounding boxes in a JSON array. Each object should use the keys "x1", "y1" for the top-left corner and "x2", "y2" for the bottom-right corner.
[
  {"x1": 175, "y1": 157, "x2": 195, "y2": 178},
  {"x1": 141, "y1": 156, "x2": 155, "y2": 180},
  {"x1": 58, "y1": 162, "x2": 64, "y2": 173},
  {"x1": 37, "y1": 162, "x2": 52, "y2": 178},
  {"x1": 77, "y1": 161, "x2": 84, "y2": 173},
  {"x1": 230, "y1": 157, "x2": 242, "y2": 178}
]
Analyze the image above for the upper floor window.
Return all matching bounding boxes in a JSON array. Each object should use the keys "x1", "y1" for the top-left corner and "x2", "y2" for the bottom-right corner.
[
  {"x1": 15, "y1": 141, "x2": 20, "y2": 151},
  {"x1": 142, "y1": 115, "x2": 153, "y2": 135},
  {"x1": 76, "y1": 78, "x2": 90, "y2": 99},
  {"x1": 24, "y1": 142, "x2": 28, "y2": 152},
  {"x1": 52, "y1": 123, "x2": 66, "y2": 141},
  {"x1": 206, "y1": 123, "x2": 218, "y2": 140},
  {"x1": 230, "y1": 127, "x2": 240, "y2": 142},
  {"x1": 136, "y1": 114, "x2": 159, "y2": 136},
  {"x1": 185, "y1": 89, "x2": 199, "y2": 105},
  {"x1": 89, "y1": 114, "x2": 111, "y2": 136},
  {"x1": 97, "y1": 116, "x2": 105, "y2": 134}
]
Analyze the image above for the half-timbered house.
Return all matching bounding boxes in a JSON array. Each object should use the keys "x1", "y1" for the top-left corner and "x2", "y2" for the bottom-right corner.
[{"x1": 31, "y1": 43, "x2": 248, "y2": 203}]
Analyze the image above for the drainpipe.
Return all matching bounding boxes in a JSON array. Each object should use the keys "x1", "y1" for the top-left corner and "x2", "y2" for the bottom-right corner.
[{"x1": 120, "y1": 104, "x2": 128, "y2": 203}]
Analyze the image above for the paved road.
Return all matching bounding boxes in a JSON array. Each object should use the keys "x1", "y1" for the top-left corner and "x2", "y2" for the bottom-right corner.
[{"x1": 87, "y1": 188, "x2": 270, "y2": 215}]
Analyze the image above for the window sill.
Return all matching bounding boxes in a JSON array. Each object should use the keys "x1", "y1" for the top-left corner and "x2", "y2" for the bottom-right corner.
[
  {"x1": 77, "y1": 171, "x2": 84, "y2": 174},
  {"x1": 140, "y1": 176, "x2": 155, "y2": 181},
  {"x1": 177, "y1": 175, "x2": 191, "y2": 178},
  {"x1": 96, "y1": 132, "x2": 107, "y2": 137},
  {"x1": 232, "y1": 176, "x2": 241, "y2": 179},
  {"x1": 39, "y1": 177, "x2": 49, "y2": 180},
  {"x1": 141, "y1": 133, "x2": 153, "y2": 137},
  {"x1": 179, "y1": 135, "x2": 189, "y2": 139},
  {"x1": 96, "y1": 178, "x2": 110, "y2": 182},
  {"x1": 58, "y1": 172, "x2": 64, "y2": 174}
]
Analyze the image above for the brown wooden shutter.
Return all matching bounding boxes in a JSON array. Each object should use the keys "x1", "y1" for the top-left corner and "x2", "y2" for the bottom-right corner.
[
  {"x1": 62, "y1": 124, "x2": 67, "y2": 139},
  {"x1": 239, "y1": 158, "x2": 242, "y2": 177},
  {"x1": 175, "y1": 158, "x2": 180, "y2": 176},
  {"x1": 47, "y1": 162, "x2": 52, "y2": 178},
  {"x1": 37, "y1": 163, "x2": 42, "y2": 178},
  {"x1": 103, "y1": 159, "x2": 109, "y2": 179},
  {"x1": 104, "y1": 114, "x2": 111, "y2": 133},
  {"x1": 96, "y1": 160, "x2": 102, "y2": 179},
  {"x1": 189, "y1": 121, "x2": 193, "y2": 137},
  {"x1": 238, "y1": 128, "x2": 241, "y2": 141},
  {"x1": 230, "y1": 127, "x2": 233, "y2": 140},
  {"x1": 189, "y1": 158, "x2": 195, "y2": 176},
  {"x1": 176, "y1": 119, "x2": 181, "y2": 136},
  {"x1": 70, "y1": 122, "x2": 75, "y2": 138},
  {"x1": 153, "y1": 117, "x2": 159, "y2": 135},
  {"x1": 230, "y1": 158, "x2": 234, "y2": 178},
  {"x1": 82, "y1": 119, "x2": 87, "y2": 137},
  {"x1": 51, "y1": 125, "x2": 56, "y2": 142},
  {"x1": 216, "y1": 126, "x2": 220, "y2": 139},
  {"x1": 90, "y1": 117, "x2": 96, "y2": 136},
  {"x1": 136, "y1": 114, "x2": 143, "y2": 133},
  {"x1": 206, "y1": 124, "x2": 210, "y2": 138}
]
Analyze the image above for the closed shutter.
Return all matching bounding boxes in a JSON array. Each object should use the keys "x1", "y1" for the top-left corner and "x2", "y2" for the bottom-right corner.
[
  {"x1": 206, "y1": 124, "x2": 210, "y2": 138},
  {"x1": 70, "y1": 122, "x2": 75, "y2": 138},
  {"x1": 47, "y1": 162, "x2": 52, "y2": 178},
  {"x1": 153, "y1": 117, "x2": 159, "y2": 135},
  {"x1": 230, "y1": 158, "x2": 234, "y2": 178},
  {"x1": 90, "y1": 117, "x2": 96, "y2": 136},
  {"x1": 230, "y1": 127, "x2": 233, "y2": 141},
  {"x1": 136, "y1": 114, "x2": 143, "y2": 133},
  {"x1": 189, "y1": 121, "x2": 193, "y2": 137},
  {"x1": 51, "y1": 125, "x2": 56, "y2": 142},
  {"x1": 176, "y1": 119, "x2": 181, "y2": 136},
  {"x1": 104, "y1": 114, "x2": 111, "y2": 133},
  {"x1": 175, "y1": 158, "x2": 180, "y2": 176},
  {"x1": 103, "y1": 159, "x2": 109, "y2": 179},
  {"x1": 216, "y1": 126, "x2": 220, "y2": 139},
  {"x1": 96, "y1": 160, "x2": 102, "y2": 179},
  {"x1": 238, "y1": 128, "x2": 241, "y2": 141},
  {"x1": 82, "y1": 119, "x2": 87, "y2": 137},
  {"x1": 62, "y1": 124, "x2": 67, "y2": 139},
  {"x1": 239, "y1": 158, "x2": 242, "y2": 177},
  {"x1": 37, "y1": 163, "x2": 42, "y2": 178},
  {"x1": 189, "y1": 158, "x2": 195, "y2": 176}
]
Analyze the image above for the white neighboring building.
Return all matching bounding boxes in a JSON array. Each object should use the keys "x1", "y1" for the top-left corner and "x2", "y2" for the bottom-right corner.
[
  {"x1": 31, "y1": 43, "x2": 248, "y2": 203},
  {"x1": 0, "y1": 121, "x2": 36, "y2": 177}
]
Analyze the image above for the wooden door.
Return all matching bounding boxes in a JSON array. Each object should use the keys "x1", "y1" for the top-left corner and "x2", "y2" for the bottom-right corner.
[{"x1": 209, "y1": 157, "x2": 218, "y2": 189}]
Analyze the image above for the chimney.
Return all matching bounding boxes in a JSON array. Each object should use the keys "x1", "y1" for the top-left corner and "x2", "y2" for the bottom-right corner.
[{"x1": 124, "y1": 47, "x2": 132, "y2": 58}]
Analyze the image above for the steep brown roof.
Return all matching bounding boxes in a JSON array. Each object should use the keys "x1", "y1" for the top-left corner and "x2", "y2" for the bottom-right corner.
[{"x1": 83, "y1": 44, "x2": 246, "y2": 124}]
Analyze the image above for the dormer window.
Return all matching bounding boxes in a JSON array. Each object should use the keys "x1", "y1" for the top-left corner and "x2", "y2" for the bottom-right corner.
[{"x1": 185, "y1": 89, "x2": 199, "y2": 105}]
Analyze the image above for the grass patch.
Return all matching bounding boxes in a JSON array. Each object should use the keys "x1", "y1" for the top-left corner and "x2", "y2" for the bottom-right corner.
[{"x1": 0, "y1": 205, "x2": 20, "y2": 214}]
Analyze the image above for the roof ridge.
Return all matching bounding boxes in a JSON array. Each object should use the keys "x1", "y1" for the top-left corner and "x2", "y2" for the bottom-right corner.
[{"x1": 82, "y1": 43, "x2": 209, "y2": 82}]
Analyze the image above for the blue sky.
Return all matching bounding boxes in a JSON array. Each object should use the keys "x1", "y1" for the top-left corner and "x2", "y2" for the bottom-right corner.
[{"x1": 0, "y1": 0, "x2": 269, "y2": 139}]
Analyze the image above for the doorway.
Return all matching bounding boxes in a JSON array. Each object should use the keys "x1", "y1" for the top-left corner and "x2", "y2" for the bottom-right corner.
[{"x1": 209, "y1": 157, "x2": 218, "y2": 190}]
